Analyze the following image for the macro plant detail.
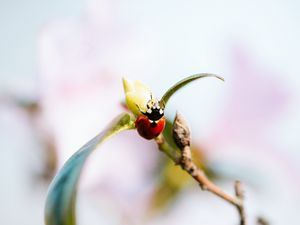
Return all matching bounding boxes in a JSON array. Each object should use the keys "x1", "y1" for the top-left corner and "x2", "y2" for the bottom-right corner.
[
  {"x1": 45, "y1": 73, "x2": 247, "y2": 225},
  {"x1": 123, "y1": 74, "x2": 224, "y2": 140}
]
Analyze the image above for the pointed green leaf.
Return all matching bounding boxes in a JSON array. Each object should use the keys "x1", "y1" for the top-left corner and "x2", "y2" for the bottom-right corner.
[
  {"x1": 160, "y1": 73, "x2": 224, "y2": 107},
  {"x1": 45, "y1": 113, "x2": 135, "y2": 225}
]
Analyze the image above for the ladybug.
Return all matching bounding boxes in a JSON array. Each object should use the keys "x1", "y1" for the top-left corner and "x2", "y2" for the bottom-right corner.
[{"x1": 135, "y1": 94, "x2": 166, "y2": 140}]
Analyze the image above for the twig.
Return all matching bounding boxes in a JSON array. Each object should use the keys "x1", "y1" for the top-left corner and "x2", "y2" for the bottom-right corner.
[
  {"x1": 155, "y1": 112, "x2": 246, "y2": 225},
  {"x1": 235, "y1": 181, "x2": 246, "y2": 225}
]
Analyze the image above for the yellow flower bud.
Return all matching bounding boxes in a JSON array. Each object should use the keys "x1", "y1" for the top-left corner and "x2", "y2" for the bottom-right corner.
[{"x1": 122, "y1": 78, "x2": 153, "y2": 117}]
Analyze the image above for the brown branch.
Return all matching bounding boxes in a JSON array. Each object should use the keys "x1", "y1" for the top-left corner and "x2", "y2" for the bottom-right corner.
[
  {"x1": 155, "y1": 112, "x2": 246, "y2": 225},
  {"x1": 235, "y1": 181, "x2": 246, "y2": 225}
]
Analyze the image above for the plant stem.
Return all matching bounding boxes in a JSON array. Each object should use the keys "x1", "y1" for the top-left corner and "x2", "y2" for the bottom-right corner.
[{"x1": 155, "y1": 112, "x2": 246, "y2": 225}]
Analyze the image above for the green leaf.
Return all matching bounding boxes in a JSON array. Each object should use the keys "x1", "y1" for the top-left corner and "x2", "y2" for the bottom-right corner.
[
  {"x1": 160, "y1": 73, "x2": 224, "y2": 107},
  {"x1": 44, "y1": 113, "x2": 135, "y2": 225}
]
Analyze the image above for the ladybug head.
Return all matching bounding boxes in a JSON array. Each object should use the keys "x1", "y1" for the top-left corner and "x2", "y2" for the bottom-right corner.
[{"x1": 136, "y1": 93, "x2": 165, "y2": 123}]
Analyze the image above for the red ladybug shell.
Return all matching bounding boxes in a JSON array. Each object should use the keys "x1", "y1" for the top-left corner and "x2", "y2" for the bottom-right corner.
[{"x1": 135, "y1": 115, "x2": 166, "y2": 140}]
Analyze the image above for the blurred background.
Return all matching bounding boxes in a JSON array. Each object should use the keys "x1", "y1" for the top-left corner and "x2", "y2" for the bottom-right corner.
[{"x1": 1, "y1": 0, "x2": 300, "y2": 224}]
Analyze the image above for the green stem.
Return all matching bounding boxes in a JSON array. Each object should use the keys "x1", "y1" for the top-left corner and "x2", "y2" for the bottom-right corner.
[{"x1": 155, "y1": 134, "x2": 181, "y2": 164}]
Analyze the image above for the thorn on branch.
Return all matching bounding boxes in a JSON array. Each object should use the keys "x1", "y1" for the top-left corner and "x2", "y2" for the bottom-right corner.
[
  {"x1": 235, "y1": 180, "x2": 244, "y2": 200},
  {"x1": 257, "y1": 216, "x2": 270, "y2": 225},
  {"x1": 173, "y1": 112, "x2": 191, "y2": 149},
  {"x1": 173, "y1": 112, "x2": 192, "y2": 166}
]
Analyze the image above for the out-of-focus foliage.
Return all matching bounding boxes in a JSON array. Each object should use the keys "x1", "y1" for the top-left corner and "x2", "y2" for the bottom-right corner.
[{"x1": 45, "y1": 113, "x2": 135, "y2": 225}]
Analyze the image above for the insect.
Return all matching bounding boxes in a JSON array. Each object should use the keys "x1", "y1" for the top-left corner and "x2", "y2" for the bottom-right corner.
[{"x1": 135, "y1": 94, "x2": 166, "y2": 140}]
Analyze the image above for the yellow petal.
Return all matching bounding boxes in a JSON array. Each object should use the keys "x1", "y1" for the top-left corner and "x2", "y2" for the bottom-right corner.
[
  {"x1": 123, "y1": 78, "x2": 153, "y2": 116},
  {"x1": 122, "y1": 78, "x2": 134, "y2": 93}
]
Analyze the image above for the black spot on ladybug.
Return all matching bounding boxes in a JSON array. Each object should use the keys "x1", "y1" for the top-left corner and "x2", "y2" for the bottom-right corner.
[{"x1": 150, "y1": 122, "x2": 157, "y2": 128}]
